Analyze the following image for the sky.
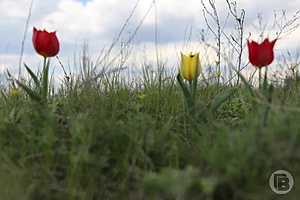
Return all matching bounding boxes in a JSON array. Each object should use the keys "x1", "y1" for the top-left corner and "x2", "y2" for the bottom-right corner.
[{"x1": 0, "y1": 0, "x2": 300, "y2": 78}]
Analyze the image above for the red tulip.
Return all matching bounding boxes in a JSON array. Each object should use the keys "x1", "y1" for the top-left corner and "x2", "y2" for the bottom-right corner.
[
  {"x1": 247, "y1": 37, "x2": 277, "y2": 68},
  {"x1": 32, "y1": 27, "x2": 60, "y2": 58}
]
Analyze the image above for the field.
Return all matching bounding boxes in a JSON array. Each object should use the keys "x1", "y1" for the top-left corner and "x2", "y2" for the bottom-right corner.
[
  {"x1": 0, "y1": 64, "x2": 300, "y2": 199},
  {"x1": 1, "y1": 0, "x2": 300, "y2": 200}
]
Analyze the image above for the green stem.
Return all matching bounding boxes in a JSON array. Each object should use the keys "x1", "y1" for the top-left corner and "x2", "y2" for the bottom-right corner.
[
  {"x1": 265, "y1": 67, "x2": 268, "y2": 82},
  {"x1": 42, "y1": 56, "x2": 49, "y2": 103},
  {"x1": 43, "y1": 57, "x2": 47, "y2": 75},
  {"x1": 258, "y1": 68, "x2": 262, "y2": 89},
  {"x1": 192, "y1": 78, "x2": 198, "y2": 102},
  {"x1": 189, "y1": 80, "x2": 194, "y2": 108},
  {"x1": 188, "y1": 80, "x2": 193, "y2": 96}
]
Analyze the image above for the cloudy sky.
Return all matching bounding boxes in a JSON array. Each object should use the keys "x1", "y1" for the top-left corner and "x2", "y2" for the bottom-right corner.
[{"x1": 0, "y1": 0, "x2": 300, "y2": 77}]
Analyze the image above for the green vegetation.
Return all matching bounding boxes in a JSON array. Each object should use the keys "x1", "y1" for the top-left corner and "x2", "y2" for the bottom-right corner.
[{"x1": 0, "y1": 64, "x2": 299, "y2": 200}]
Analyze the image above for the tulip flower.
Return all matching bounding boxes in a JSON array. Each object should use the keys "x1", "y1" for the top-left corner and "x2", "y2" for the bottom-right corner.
[
  {"x1": 247, "y1": 36, "x2": 277, "y2": 89},
  {"x1": 177, "y1": 52, "x2": 201, "y2": 113},
  {"x1": 180, "y1": 52, "x2": 201, "y2": 81},
  {"x1": 10, "y1": 88, "x2": 21, "y2": 97},
  {"x1": 16, "y1": 27, "x2": 60, "y2": 104},
  {"x1": 32, "y1": 27, "x2": 60, "y2": 58},
  {"x1": 16, "y1": 27, "x2": 61, "y2": 103},
  {"x1": 247, "y1": 37, "x2": 277, "y2": 68}
]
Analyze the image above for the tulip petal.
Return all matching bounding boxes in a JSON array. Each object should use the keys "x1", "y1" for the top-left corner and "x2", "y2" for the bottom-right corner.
[
  {"x1": 32, "y1": 27, "x2": 60, "y2": 58},
  {"x1": 247, "y1": 37, "x2": 276, "y2": 68},
  {"x1": 180, "y1": 52, "x2": 200, "y2": 81}
]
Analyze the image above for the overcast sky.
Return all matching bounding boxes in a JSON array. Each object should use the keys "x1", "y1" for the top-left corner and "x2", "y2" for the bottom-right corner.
[{"x1": 0, "y1": 0, "x2": 300, "y2": 76}]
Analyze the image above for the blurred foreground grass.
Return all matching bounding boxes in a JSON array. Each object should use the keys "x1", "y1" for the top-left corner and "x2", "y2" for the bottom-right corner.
[{"x1": 0, "y1": 68, "x2": 299, "y2": 200}]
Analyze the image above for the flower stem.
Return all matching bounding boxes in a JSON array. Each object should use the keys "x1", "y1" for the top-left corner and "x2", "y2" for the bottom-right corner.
[
  {"x1": 42, "y1": 56, "x2": 49, "y2": 103},
  {"x1": 188, "y1": 80, "x2": 194, "y2": 109},
  {"x1": 258, "y1": 68, "x2": 262, "y2": 89},
  {"x1": 43, "y1": 56, "x2": 47, "y2": 70}
]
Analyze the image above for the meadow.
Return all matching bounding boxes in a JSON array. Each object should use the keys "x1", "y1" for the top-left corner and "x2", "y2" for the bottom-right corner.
[
  {"x1": 1, "y1": 0, "x2": 300, "y2": 200},
  {"x1": 1, "y1": 57, "x2": 300, "y2": 200}
]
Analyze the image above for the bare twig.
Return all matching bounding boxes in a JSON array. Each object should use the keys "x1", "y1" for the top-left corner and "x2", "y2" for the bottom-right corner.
[
  {"x1": 93, "y1": 1, "x2": 155, "y2": 81},
  {"x1": 274, "y1": 10, "x2": 300, "y2": 39},
  {"x1": 93, "y1": 0, "x2": 141, "y2": 71},
  {"x1": 201, "y1": 0, "x2": 222, "y2": 85},
  {"x1": 226, "y1": 0, "x2": 245, "y2": 85}
]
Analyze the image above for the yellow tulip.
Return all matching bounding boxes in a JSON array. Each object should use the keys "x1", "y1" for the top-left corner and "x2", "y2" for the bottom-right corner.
[
  {"x1": 180, "y1": 52, "x2": 201, "y2": 81},
  {"x1": 138, "y1": 93, "x2": 146, "y2": 100},
  {"x1": 10, "y1": 88, "x2": 21, "y2": 97}
]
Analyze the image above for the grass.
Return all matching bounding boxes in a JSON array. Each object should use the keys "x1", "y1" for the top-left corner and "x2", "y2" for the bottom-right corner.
[
  {"x1": 0, "y1": 63, "x2": 299, "y2": 200},
  {"x1": 2, "y1": 1, "x2": 300, "y2": 199}
]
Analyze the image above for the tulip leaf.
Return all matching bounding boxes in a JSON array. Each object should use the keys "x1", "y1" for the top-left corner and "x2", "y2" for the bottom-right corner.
[
  {"x1": 15, "y1": 80, "x2": 41, "y2": 102},
  {"x1": 177, "y1": 73, "x2": 192, "y2": 101},
  {"x1": 211, "y1": 88, "x2": 236, "y2": 113},
  {"x1": 24, "y1": 63, "x2": 40, "y2": 87}
]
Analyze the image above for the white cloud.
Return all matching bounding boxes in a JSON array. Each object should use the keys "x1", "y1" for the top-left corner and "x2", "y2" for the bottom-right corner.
[
  {"x1": 0, "y1": 0, "x2": 31, "y2": 18},
  {"x1": 0, "y1": 0, "x2": 300, "y2": 76}
]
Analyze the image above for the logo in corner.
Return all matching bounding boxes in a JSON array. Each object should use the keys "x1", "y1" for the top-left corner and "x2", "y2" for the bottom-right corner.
[{"x1": 269, "y1": 170, "x2": 294, "y2": 195}]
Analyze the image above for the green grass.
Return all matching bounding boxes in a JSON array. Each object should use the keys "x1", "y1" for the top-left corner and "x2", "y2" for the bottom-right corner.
[{"x1": 0, "y1": 66, "x2": 299, "y2": 200}]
